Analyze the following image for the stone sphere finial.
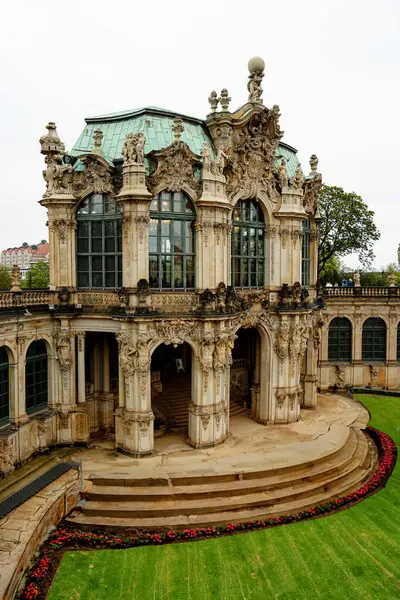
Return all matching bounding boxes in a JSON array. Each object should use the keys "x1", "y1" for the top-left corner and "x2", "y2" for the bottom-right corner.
[{"x1": 248, "y1": 56, "x2": 265, "y2": 74}]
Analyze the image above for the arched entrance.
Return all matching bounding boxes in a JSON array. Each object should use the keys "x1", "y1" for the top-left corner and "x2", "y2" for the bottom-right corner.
[
  {"x1": 231, "y1": 328, "x2": 262, "y2": 415},
  {"x1": 151, "y1": 342, "x2": 192, "y2": 433}
]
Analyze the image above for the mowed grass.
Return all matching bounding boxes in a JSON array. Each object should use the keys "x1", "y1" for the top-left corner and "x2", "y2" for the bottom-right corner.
[{"x1": 48, "y1": 395, "x2": 400, "y2": 600}]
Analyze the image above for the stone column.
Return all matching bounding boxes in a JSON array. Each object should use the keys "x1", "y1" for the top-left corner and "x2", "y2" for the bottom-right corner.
[
  {"x1": 115, "y1": 329, "x2": 154, "y2": 457},
  {"x1": 275, "y1": 188, "x2": 307, "y2": 287},
  {"x1": 103, "y1": 337, "x2": 110, "y2": 393},
  {"x1": 303, "y1": 337, "x2": 318, "y2": 408},
  {"x1": 116, "y1": 134, "x2": 152, "y2": 294},
  {"x1": 77, "y1": 332, "x2": 86, "y2": 404}
]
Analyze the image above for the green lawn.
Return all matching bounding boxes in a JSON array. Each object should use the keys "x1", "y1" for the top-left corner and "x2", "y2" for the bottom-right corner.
[{"x1": 48, "y1": 395, "x2": 400, "y2": 600}]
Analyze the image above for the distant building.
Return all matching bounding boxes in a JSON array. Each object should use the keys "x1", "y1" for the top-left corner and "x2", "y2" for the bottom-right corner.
[{"x1": 0, "y1": 241, "x2": 49, "y2": 278}]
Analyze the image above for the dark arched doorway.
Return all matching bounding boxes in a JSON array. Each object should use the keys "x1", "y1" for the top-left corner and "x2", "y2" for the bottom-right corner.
[
  {"x1": 230, "y1": 328, "x2": 261, "y2": 415},
  {"x1": 151, "y1": 342, "x2": 192, "y2": 432}
]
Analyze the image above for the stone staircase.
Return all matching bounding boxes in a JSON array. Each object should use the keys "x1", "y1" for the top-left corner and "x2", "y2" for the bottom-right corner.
[
  {"x1": 152, "y1": 375, "x2": 246, "y2": 429},
  {"x1": 67, "y1": 428, "x2": 377, "y2": 531}
]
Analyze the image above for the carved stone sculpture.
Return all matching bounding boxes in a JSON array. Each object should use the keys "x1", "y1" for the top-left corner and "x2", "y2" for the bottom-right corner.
[
  {"x1": 57, "y1": 332, "x2": 73, "y2": 390},
  {"x1": 387, "y1": 272, "x2": 397, "y2": 287},
  {"x1": 200, "y1": 331, "x2": 214, "y2": 372},
  {"x1": 290, "y1": 163, "x2": 305, "y2": 190},
  {"x1": 219, "y1": 89, "x2": 231, "y2": 111},
  {"x1": 116, "y1": 332, "x2": 136, "y2": 377},
  {"x1": 309, "y1": 154, "x2": 319, "y2": 175},
  {"x1": 172, "y1": 117, "x2": 184, "y2": 140},
  {"x1": 155, "y1": 320, "x2": 198, "y2": 348},
  {"x1": 208, "y1": 90, "x2": 218, "y2": 112},
  {"x1": 278, "y1": 158, "x2": 288, "y2": 189},
  {"x1": 121, "y1": 133, "x2": 146, "y2": 165},
  {"x1": 335, "y1": 365, "x2": 346, "y2": 388},
  {"x1": 369, "y1": 365, "x2": 380, "y2": 385},
  {"x1": 201, "y1": 142, "x2": 212, "y2": 172},
  {"x1": 0, "y1": 438, "x2": 13, "y2": 473},
  {"x1": 354, "y1": 272, "x2": 361, "y2": 286},
  {"x1": 148, "y1": 141, "x2": 202, "y2": 198},
  {"x1": 247, "y1": 57, "x2": 265, "y2": 104},
  {"x1": 10, "y1": 265, "x2": 22, "y2": 292},
  {"x1": 92, "y1": 128, "x2": 104, "y2": 156},
  {"x1": 275, "y1": 323, "x2": 290, "y2": 361}
]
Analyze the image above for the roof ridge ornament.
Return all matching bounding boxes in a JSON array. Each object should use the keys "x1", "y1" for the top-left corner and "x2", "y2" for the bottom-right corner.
[
  {"x1": 218, "y1": 89, "x2": 231, "y2": 111},
  {"x1": 247, "y1": 56, "x2": 265, "y2": 105},
  {"x1": 172, "y1": 117, "x2": 184, "y2": 140},
  {"x1": 309, "y1": 154, "x2": 319, "y2": 176},
  {"x1": 208, "y1": 90, "x2": 218, "y2": 113},
  {"x1": 92, "y1": 128, "x2": 104, "y2": 157}
]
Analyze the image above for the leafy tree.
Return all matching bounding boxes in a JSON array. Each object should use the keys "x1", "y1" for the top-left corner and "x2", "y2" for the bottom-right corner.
[
  {"x1": 318, "y1": 185, "x2": 380, "y2": 275},
  {"x1": 23, "y1": 261, "x2": 50, "y2": 289},
  {"x1": 0, "y1": 266, "x2": 11, "y2": 290},
  {"x1": 319, "y1": 255, "x2": 343, "y2": 284}
]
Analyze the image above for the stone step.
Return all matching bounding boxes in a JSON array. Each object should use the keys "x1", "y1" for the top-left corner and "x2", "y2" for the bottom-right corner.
[
  {"x1": 87, "y1": 430, "x2": 367, "y2": 501},
  {"x1": 82, "y1": 441, "x2": 369, "y2": 519},
  {"x1": 92, "y1": 428, "x2": 361, "y2": 488},
  {"x1": 68, "y1": 463, "x2": 373, "y2": 531}
]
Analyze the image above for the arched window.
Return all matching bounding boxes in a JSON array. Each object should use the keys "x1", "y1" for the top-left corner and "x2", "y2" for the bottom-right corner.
[
  {"x1": 76, "y1": 194, "x2": 122, "y2": 289},
  {"x1": 0, "y1": 348, "x2": 9, "y2": 424},
  {"x1": 328, "y1": 318, "x2": 352, "y2": 362},
  {"x1": 301, "y1": 218, "x2": 311, "y2": 287},
  {"x1": 149, "y1": 191, "x2": 195, "y2": 289},
  {"x1": 362, "y1": 318, "x2": 386, "y2": 362},
  {"x1": 232, "y1": 200, "x2": 265, "y2": 289},
  {"x1": 26, "y1": 341, "x2": 48, "y2": 413}
]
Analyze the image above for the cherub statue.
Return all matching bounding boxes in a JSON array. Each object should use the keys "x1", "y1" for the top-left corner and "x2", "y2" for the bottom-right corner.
[{"x1": 248, "y1": 71, "x2": 264, "y2": 103}]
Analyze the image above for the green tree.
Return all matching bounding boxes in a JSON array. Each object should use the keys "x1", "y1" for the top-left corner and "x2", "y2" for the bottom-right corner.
[
  {"x1": 23, "y1": 261, "x2": 50, "y2": 289},
  {"x1": 318, "y1": 185, "x2": 380, "y2": 274},
  {"x1": 319, "y1": 254, "x2": 343, "y2": 284},
  {"x1": 0, "y1": 266, "x2": 11, "y2": 290}
]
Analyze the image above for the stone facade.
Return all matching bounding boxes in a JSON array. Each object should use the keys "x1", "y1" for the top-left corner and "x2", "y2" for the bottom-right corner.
[
  {"x1": 319, "y1": 287, "x2": 400, "y2": 390},
  {"x1": 0, "y1": 58, "x2": 325, "y2": 468}
]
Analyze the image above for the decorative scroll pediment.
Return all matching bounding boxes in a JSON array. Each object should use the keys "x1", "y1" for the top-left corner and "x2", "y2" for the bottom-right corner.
[
  {"x1": 210, "y1": 107, "x2": 283, "y2": 201},
  {"x1": 71, "y1": 155, "x2": 115, "y2": 200},
  {"x1": 147, "y1": 141, "x2": 202, "y2": 198}
]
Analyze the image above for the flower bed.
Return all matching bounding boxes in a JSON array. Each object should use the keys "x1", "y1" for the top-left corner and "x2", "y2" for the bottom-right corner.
[{"x1": 20, "y1": 427, "x2": 397, "y2": 600}]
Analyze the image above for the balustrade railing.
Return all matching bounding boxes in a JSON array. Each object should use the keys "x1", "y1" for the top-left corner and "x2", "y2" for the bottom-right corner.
[
  {"x1": 0, "y1": 289, "x2": 56, "y2": 308},
  {"x1": 324, "y1": 286, "x2": 398, "y2": 299}
]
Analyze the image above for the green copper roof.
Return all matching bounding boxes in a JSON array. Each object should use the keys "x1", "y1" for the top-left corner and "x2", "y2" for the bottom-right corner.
[{"x1": 70, "y1": 107, "x2": 299, "y2": 178}]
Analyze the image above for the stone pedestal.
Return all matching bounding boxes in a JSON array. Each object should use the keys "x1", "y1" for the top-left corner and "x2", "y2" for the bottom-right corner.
[{"x1": 115, "y1": 408, "x2": 154, "y2": 456}]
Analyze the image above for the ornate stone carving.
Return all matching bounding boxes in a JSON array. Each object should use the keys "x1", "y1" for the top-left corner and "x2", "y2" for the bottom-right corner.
[
  {"x1": 214, "y1": 332, "x2": 236, "y2": 372},
  {"x1": 303, "y1": 169, "x2": 322, "y2": 215},
  {"x1": 335, "y1": 365, "x2": 346, "y2": 388},
  {"x1": 0, "y1": 438, "x2": 13, "y2": 472},
  {"x1": 275, "y1": 390, "x2": 286, "y2": 409},
  {"x1": 57, "y1": 332, "x2": 73, "y2": 391},
  {"x1": 309, "y1": 154, "x2": 319, "y2": 175},
  {"x1": 134, "y1": 215, "x2": 150, "y2": 244},
  {"x1": 278, "y1": 158, "x2": 288, "y2": 189},
  {"x1": 225, "y1": 108, "x2": 282, "y2": 200},
  {"x1": 275, "y1": 323, "x2": 290, "y2": 361},
  {"x1": 290, "y1": 163, "x2": 305, "y2": 190},
  {"x1": 219, "y1": 89, "x2": 231, "y2": 111},
  {"x1": 354, "y1": 271, "x2": 361, "y2": 286},
  {"x1": 201, "y1": 142, "x2": 212, "y2": 172},
  {"x1": 57, "y1": 287, "x2": 71, "y2": 304},
  {"x1": 279, "y1": 227, "x2": 290, "y2": 249},
  {"x1": 148, "y1": 141, "x2": 201, "y2": 198},
  {"x1": 200, "y1": 331, "x2": 215, "y2": 390},
  {"x1": 72, "y1": 155, "x2": 114, "y2": 197},
  {"x1": 37, "y1": 420, "x2": 48, "y2": 449},
  {"x1": 77, "y1": 332, "x2": 85, "y2": 352},
  {"x1": 122, "y1": 133, "x2": 145, "y2": 165},
  {"x1": 172, "y1": 117, "x2": 184, "y2": 141},
  {"x1": 289, "y1": 323, "x2": 302, "y2": 374},
  {"x1": 58, "y1": 411, "x2": 69, "y2": 429},
  {"x1": 53, "y1": 219, "x2": 72, "y2": 244},
  {"x1": 116, "y1": 333, "x2": 136, "y2": 377},
  {"x1": 201, "y1": 414, "x2": 211, "y2": 430},
  {"x1": 154, "y1": 319, "x2": 199, "y2": 347},
  {"x1": 10, "y1": 265, "x2": 22, "y2": 292},
  {"x1": 92, "y1": 128, "x2": 104, "y2": 157},
  {"x1": 370, "y1": 365, "x2": 380, "y2": 385},
  {"x1": 208, "y1": 90, "x2": 218, "y2": 113},
  {"x1": 77, "y1": 292, "x2": 120, "y2": 306},
  {"x1": 76, "y1": 412, "x2": 87, "y2": 440},
  {"x1": 388, "y1": 272, "x2": 397, "y2": 287},
  {"x1": 247, "y1": 57, "x2": 265, "y2": 104},
  {"x1": 195, "y1": 221, "x2": 212, "y2": 247},
  {"x1": 265, "y1": 225, "x2": 278, "y2": 239}
]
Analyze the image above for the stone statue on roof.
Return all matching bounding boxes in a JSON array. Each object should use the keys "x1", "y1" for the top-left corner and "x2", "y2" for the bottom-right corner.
[
  {"x1": 247, "y1": 57, "x2": 265, "y2": 104},
  {"x1": 201, "y1": 142, "x2": 212, "y2": 172},
  {"x1": 290, "y1": 163, "x2": 305, "y2": 191},
  {"x1": 278, "y1": 158, "x2": 288, "y2": 189},
  {"x1": 121, "y1": 132, "x2": 146, "y2": 165}
]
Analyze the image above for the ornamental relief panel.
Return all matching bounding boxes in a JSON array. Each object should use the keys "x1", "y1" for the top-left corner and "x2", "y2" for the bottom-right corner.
[{"x1": 147, "y1": 140, "x2": 202, "y2": 199}]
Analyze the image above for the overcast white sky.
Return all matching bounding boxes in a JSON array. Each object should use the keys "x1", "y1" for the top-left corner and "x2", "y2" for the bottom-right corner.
[{"x1": 0, "y1": 0, "x2": 399, "y2": 269}]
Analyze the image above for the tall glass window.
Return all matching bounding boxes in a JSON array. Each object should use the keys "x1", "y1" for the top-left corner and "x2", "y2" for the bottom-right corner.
[
  {"x1": 149, "y1": 191, "x2": 196, "y2": 290},
  {"x1": 362, "y1": 318, "x2": 386, "y2": 362},
  {"x1": 26, "y1": 341, "x2": 48, "y2": 413},
  {"x1": 0, "y1": 348, "x2": 9, "y2": 424},
  {"x1": 232, "y1": 200, "x2": 265, "y2": 289},
  {"x1": 302, "y1": 218, "x2": 311, "y2": 287},
  {"x1": 76, "y1": 194, "x2": 122, "y2": 289},
  {"x1": 328, "y1": 318, "x2": 352, "y2": 362}
]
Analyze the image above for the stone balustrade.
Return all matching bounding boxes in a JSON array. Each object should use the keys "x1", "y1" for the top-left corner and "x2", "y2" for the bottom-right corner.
[
  {"x1": 324, "y1": 286, "x2": 399, "y2": 299},
  {"x1": 0, "y1": 289, "x2": 57, "y2": 309}
]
